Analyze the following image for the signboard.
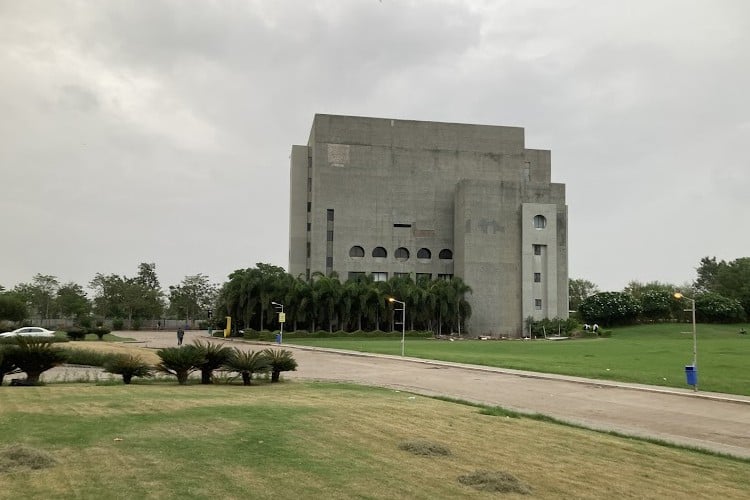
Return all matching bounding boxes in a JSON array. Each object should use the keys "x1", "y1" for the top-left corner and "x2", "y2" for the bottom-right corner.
[{"x1": 278, "y1": 312, "x2": 286, "y2": 324}]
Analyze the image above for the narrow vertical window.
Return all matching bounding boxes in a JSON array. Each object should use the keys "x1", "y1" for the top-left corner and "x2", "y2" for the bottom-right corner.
[{"x1": 534, "y1": 272, "x2": 541, "y2": 283}]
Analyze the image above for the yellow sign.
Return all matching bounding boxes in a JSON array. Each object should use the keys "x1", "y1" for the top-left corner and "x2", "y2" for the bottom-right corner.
[
  {"x1": 224, "y1": 316, "x2": 231, "y2": 338},
  {"x1": 278, "y1": 312, "x2": 286, "y2": 323}
]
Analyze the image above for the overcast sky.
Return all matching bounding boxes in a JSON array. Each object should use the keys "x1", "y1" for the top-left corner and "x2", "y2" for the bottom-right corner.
[{"x1": 1, "y1": 0, "x2": 748, "y2": 294}]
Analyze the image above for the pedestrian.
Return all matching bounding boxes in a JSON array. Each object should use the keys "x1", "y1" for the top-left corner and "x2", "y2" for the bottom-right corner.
[{"x1": 177, "y1": 326, "x2": 185, "y2": 346}]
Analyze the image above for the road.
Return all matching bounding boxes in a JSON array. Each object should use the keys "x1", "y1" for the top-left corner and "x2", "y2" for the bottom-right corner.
[{"x1": 49, "y1": 330, "x2": 750, "y2": 459}]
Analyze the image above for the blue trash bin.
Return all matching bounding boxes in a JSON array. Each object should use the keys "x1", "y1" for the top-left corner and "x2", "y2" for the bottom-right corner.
[
  {"x1": 275, "y1": 334, "x2": 281, "y2": 344},
  {"x1": 684, "y1": 365, "x2": 697, "y2": 386}
]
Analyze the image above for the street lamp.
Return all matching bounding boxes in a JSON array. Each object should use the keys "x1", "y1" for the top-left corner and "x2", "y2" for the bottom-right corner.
[
  {"x1": 674, "y1": 292, "x2": 697, "y2": 391},
  {"x1": 388, "y1": 297, "x2": 406, "y2": 357},
  {"x1": 271, "y1": 301, "x2": 285, "y2": 344}
]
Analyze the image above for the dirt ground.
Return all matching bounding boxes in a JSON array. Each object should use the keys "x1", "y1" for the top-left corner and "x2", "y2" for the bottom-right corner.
[{"x1": 34, "y1": 330, "x2": 750, "y2": 459}]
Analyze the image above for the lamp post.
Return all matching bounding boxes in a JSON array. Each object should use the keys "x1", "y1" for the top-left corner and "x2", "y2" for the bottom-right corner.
[
  {"x1": 271, "y1": 301, "x2": 284, "y2": 344},
  {"x1": 388, "y1": 297, "x2": 406, "y2": 357},
  {"x1": 674, "y1": 292, "x2": 697, "y2": 391}
]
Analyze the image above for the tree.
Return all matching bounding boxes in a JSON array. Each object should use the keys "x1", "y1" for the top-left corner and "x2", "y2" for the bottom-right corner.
[
  {"x1": 56, "y1": 283, "x2": 91, "y2": 321},
  {"x1": 156, "y1": 346, "x2": 204, "y2": 385},
  {"x1": 262, "y1": 349, "x2": 298, "y2": 383},
  {"x1": 103, "y1": 354, "x2": 152, "y2": 384},
  {"x1": 8, "y1": 337, "x2": 68, "y2": 384},
  {"x1": 192, "y1": 339, "x2": 231, "y2": 384},
  {"x1": 568, "y1": 279, "x2": 599, "y2": 312},
  {"x1": 13, "y1": 274, "x2": 59, "y2": 326},
  {"x1": 168, "y1": 274, "x2": 218, "y2": 326},
  {"x1": 694, "y1": 256, "x2": 750, "y2": 317},
  {"x1": 90, "y1": 264, "x2": 165, "y2": 328},
  {"x1": 0, "y1": 293, "x2": 27, "y2": 323},
  {"x1": 578, "y1": 292, "x2": 641, "y2": 326},
  {"x1": 223, "y1": 349, "x2": 269, "y2": 385}
]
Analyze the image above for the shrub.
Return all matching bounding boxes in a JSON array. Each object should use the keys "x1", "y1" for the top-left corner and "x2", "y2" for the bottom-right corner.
[
  {"x1": 65, "y1": 327, "x2": 87, "y2": 341},
  {"x1": 64, "y1": 348, "x2": 110, "y2": 367},
  {"x1": 262, "y1": 349, "x2": 298, "y2": 383},
  {"x1": 695, "y1": 292, "x2": 746, "y2": 323},
  {"x1": 223, "y1": 349, "x2": 270, "y2": 385},
  {"x1": 112, "y1": 319, "x2": 125, "y2": 330},
  {"x1": 104, "y1": 354, "x2": 152, "y2": 384},
  {"x1": 131, "y1": 319, "x2": 142, "y2": 331},
  {"x1": 91, "y1": 327, "x2": 111, "y2": 340},
  {"x1": 0, "y1": 346, "x2": 19, "y2": 385},
  {"x1": 192, "y1": 340, "x2": 232, "y2": 384},
  {"x1": 156, "y1": 346, "x2": 204, "y2": 384},
  {"x1": 579, "y1": 292, "x2": 641, "y2": 326},
  {"x1": 9, "y1": 337, "x2": 69, "y2": 384}
]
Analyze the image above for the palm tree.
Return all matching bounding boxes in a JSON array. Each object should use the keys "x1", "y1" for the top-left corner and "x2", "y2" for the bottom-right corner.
[
  {"x1": 262, "y1": 349, "x2": 298, "y2": 382},
  {"x1": 192, "y1": 339, "x2": 232, "y2": 384},
  {"x1": 9, "y1": 337, "x2": 68, "y2": 384},
  {"x1": 312, "y1": 272, "x2": 343, "y2": 332},
  {"x1": 156, "y1": 346, "x2": 204, "y2": 385},
  {"x1": 103, "y1": 354, "x2": 152, "y2": 384},
  {"x1": 223, "y1": 348, "x2": 270, "y2": 385}
]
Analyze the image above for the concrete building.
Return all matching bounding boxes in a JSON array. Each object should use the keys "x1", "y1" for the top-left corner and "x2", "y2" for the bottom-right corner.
[{"x1": 288, "y1": 114, "x2": 568, "y2": 337}]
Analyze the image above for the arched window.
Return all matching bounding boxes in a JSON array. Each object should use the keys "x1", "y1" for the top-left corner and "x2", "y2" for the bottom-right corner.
[
  {"x1": 394, "y1": 247, "x2": 410, "y2": 261},
  {"x1": 533, "y1": 215, "x2": 547, "y2": 229},
  {"x1": 417, "y1": 248, "x2": 431, "y2": 260},
  {"x1": 438, "y1": 249, "x2": 453, "y2": 260},
  {"x1": 349, "y1": 246, "x2": 365, "y2": 258},
  {"x1": 372, "y1": 246, "x2": 387, "y2": 258}
]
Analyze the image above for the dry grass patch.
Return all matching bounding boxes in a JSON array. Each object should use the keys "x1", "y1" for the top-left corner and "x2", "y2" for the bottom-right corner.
[
  {"x1": 60, "y1": 342, "x2": 161, "y2": 364},
  {"x1": 398, "y1": 439, "x2": 451, "y2": 456},
  {"x1": 0, "y1": 444, "x2": 57, "y2": 473},
  {"x1": 458, "y1": 470, "x2": 531, "y2": 494},
  {"x1": 0, "y1": 383, "x2": 749, "y2": 499}
]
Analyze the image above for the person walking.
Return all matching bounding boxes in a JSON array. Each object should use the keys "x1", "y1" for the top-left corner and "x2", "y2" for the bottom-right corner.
[{"x1": 177, "y1": 326, "x2": 185, "y2": 346}]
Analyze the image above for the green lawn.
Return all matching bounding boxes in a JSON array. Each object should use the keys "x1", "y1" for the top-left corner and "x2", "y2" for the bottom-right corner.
[
  {"x1": 285, "y1": 323, "x2": 750, "y2": 396},
  {"x1": 1, "y1": 383, "x2": 749, "y2": 499}
]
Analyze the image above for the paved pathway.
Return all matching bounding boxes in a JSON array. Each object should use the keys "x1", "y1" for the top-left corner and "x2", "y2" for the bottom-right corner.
[{"x1": 40, "y1": 330, "x2": 750, "y2": 459}]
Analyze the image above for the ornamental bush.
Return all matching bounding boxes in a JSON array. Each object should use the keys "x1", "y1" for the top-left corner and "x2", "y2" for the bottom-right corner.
[
  {"x1": 578, "y1": 292, "x2": 641, "y2": 326},
  {"x1": 695, "y1": 292, "x2": 746, "y2": 323}
]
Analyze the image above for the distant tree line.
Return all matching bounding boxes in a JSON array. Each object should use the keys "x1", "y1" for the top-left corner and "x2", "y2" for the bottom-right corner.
[
  {"x1": 571, "y1": 256, "x2": 749, "y2": 326},
  {"x1": 0, "y1": 262, "x2": 472, "y2": 336}
]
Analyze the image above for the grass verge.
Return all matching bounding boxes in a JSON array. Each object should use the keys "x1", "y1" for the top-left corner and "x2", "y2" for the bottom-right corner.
[{"x1": 0, "y1": 382, "x2": 749, "y2": 499}]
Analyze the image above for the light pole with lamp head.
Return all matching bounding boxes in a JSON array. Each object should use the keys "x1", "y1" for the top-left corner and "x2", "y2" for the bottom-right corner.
[
  {"x1": 271, "y1": 301, "x2": 284, "y2": 344},
  {"x1": 388, "y1": 297, "x2": 406, "y2": 357},
  {"x1": 674, "y1": 292, "x2": 697, "y2": 391}
]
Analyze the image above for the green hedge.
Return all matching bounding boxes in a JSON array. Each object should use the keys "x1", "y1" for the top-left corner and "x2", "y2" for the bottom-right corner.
[{"x1": 243, "y1": 329, "x2": 434, "y2": 341}]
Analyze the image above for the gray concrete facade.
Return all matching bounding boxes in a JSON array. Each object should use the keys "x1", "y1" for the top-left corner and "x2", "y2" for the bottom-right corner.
[{"x1": 288, "y1": 114, "x2": 568, "y2": 336}]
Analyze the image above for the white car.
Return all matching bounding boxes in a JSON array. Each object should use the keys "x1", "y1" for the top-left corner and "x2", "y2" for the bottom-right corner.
[{"x1": 0, "y1": 327, "x2": 57, "y2": 338}]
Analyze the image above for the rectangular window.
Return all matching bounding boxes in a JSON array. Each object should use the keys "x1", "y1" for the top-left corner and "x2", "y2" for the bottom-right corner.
[
  {"x1": 326, "y1": 257, "x2": 333, "y2": 268},
  {"x1": 534, "y1": 272, "x2": 541, "y2": 283},
  {"x1": 307, "y1": 202, "x2": 311, "y2": 213},
  {"x1": 327, "y1": 209, "x2": 334, "y2": 221},
  {"x1": 306, "y1": 242, "x2": 311, "y2": 258},
  {"x1": 307, "y1": 177, "x2": 312, "y2": 192},
  {"x1": 348, "y1": 272, "x2": 365, "y2": 281},
  {"x1": 535, "y1": 299, "x2": 542, "y2": 310},
  {"x1": 306, "y1": 223, "x2": 311, "y2": 232},
  {"x1": 393, "y1": 223, "x2": 412, "y2": 228},
  {"x1": 533, "y1": 244, "x2": 542, "y2": 255},
  {"x1": 438, "y1": 274, "x2": 453, "y2": 281},
  {"x1": 416, "y1": 273, "x2": 432, "y2": 282},
  {"x1": 326, "y1": 230, "x2": 334, "y2": 242},
  {"x1": 372, "y1": 272, "x2": 388, "y2": 282},
  {"x1": 394, "y1": 272, "x2": 410, "y2": 278}
]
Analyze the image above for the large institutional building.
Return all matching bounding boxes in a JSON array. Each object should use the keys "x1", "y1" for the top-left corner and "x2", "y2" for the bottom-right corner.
[{"x1": 288, "y1": 114, "x2": 568, "y2": 336}]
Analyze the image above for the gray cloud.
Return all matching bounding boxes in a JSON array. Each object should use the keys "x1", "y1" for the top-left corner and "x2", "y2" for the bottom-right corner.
[{"x1": 1, "y1": 0, "x2": 748, "y2": 293}]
